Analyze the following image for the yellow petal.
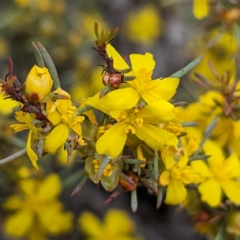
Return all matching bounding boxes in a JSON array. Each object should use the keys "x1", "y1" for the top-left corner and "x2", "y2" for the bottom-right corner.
[
  {"x1": 4, "y1": 210, "x2": 33, "y2": 237},
  {"x1": 165, "y1": 179, "x2": 186, "y2": 204},
  {"x1": 26, "y1": 130, "x2": 39, "y2": 169},
  {"x1": 0, "y1": 87, "x2": 19, "y2": 115},
  {"x1": 198, "y1": 178, "x2": 222, "y2": 207},
  {"x1": 38, "y1": 204, "x2": 73, "y2": 234},
  {"x1": 43, "y1": 123, "x2": 69, "y2": 154},
  {"x1": 130, "y1": 53, "x2": 155, "y2": 75},
  {"x1": 143, "y1": 77, "x2": 179, "y2": 102},
  {"x1": 221, "y1": 153, "x2": 240, "y2": 178},
  {"x1": 3, "y1": 195, "x2": 23, "y2": 210},
  {"x1": 53, "y1": 87, "x2": 71, "y2": 98},
  {"x1": 233, "y1": 120, "x2": 240, "y2": 138},
  {"x1": 37, "y1": 174, "x2": 61, "y2": 199},
  {"x1": 86, "y1": 88, "x2": 139, "y2": 117},
  {"x1": 193, "y1": 0, "x2": 209, "y2": 20},
  {"x1": 104, "y1": 209, "x2": 135, "y2": 234},
  {"x1": 56, "y1": 99, "x2": 72, "y2": 114},
  {"x1": 191, "y1": 160, "x2": 212, "y2": 178},
  {"x1": 78, "y1": 211, "x2": 102, "y2": 237},
  {"x1": 135, "y1": 123, "x2": 178, "y2": 150},
  {"x1": 106, "y1": 44, "x2": 131, "y2": 74},
  {"x1": 221, "y1": 180, "x2": 240, "y2": 204},
  {"x1": 137, "y1": 100, "x2": 176, "y2": 123},
  {"x1": 96, "y1": 121, "x2": 128, "y2": 158},
  {"x1": 159, "y1": 171, "x2": 170, "y2": 186}
]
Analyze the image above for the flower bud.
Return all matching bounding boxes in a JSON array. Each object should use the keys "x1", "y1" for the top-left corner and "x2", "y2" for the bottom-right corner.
[
  {"x1": 25, "y1": 65, "x2": 53, "y2": 102},
  {"x1": 102, "y1": 73, "x2": 122, "y2": 88},
  {"x1": 119, "y1": 171, "x2": 138, "y2": 191}
]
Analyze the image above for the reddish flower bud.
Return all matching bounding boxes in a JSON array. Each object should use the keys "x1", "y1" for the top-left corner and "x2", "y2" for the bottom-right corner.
[
  {"x1": 102, "y1": 73, "x2": 122, "y2": 88},
  {"x1": 119, "y1": 171, "x2": 138, "y2": 191}
]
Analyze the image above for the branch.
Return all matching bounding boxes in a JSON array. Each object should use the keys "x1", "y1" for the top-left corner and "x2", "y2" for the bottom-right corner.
[{"x1": 0, "y1": 148, "x2": 27, "y2": 165}]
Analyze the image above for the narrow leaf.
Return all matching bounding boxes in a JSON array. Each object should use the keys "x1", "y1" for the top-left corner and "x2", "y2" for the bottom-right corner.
[
  {"x1": 119, "y1": 172, "x2": 135, "y2": 187},
  {"x1": 182, "y1": 122, "x2": 199, "y2": 127},
  {"x1": 96, "y1": 156, "x2": 111, "y2": 181},
  {"x1": 122, "y1": 159, "x2": 146, "y2": 165},
  {"x1": 195, "y1": 116, "x2": 219, "y2": 155},
  {"x1": 189, "y1": 154, "x2": 211, "y2": 161},
  {"x1": 156, "y1": 186, "x2": 163, "y2": 209},
  {"x1": 170, "y1": 54, "x2": 204, "y2": 78},
  {"x1": 94, "y1": 22, "x2": 99, "y2": 39},
  {"x1": 131, "y1": 189, "x2": 138, "y2": 212},
  {"x1": 37, "y1": 42, "x2": 61, "y2": 90},
  {"x1": 153, "y1": 152, "x2": 158, "y2": 182},
  {"x1": 71, "y1": 175, "x2": 88, "y2": 196},
  {"x1": 32, "y1": 42, "x2": 44, "y2": 68},
  {"x1": 75, "y1": 105, "x2": 94, "y2": 116}
]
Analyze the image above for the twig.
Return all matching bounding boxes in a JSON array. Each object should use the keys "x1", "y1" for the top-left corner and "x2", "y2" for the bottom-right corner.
[{"x1": 0, "y1": 148, "x2": 27, "y2": 165}]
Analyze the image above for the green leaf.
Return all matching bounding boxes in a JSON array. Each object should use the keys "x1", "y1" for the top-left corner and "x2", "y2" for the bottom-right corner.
[
  {"x1": 131, "y1": 190, "x2": 138, "y2": 212},
  {"x1": 75, "y1": 105, "x2": 94, "y2": 116},
  {"x1": 96, "y1": 156, "x2": 111, "y2": 181},
  {"x1": 195, "y1": 116, "x2": 219, "y2": 155},
  {"x1": 170, "y1": 54, "x2": 204, "y2": 78},
  {"x1": 182, "y1": 122, "x2": 199, "y2": 127},
  {"x1": 189, "y1": 154, "x2": 211, "y2": 161},
  {"x1": 122, "y1": 159, "x2": 146, "y2": 164},
  {"x1": 32, "y1": 42, "x2": 44, "y2": 68},
  {"x1": 153, "y1": 152, "x2": 158, "y2": 182},
  {"x1": 70, "y1": 175, "x2": 88, "y2": 196},
  {"x1": 94, "y1": 22, "x2": 99, "y2": 39},
  {"x1": 156, "y1": 186, "x2": 163, "y2": 209},
  {"x1": 119, "y1": 172, "x2": 136, "y2": 187},
  {"x1": 37, "y1": 42, "x2": 61, "y2": 90}
]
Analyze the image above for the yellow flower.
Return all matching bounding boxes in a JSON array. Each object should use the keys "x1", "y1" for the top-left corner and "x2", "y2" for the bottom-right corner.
[
  {"x1": 0, "y1": 86, "x2": 19, "y2": 115},
  {"x1": 159, "y1": 139, "x2": 203, "y2": 205},
  {"x1": 190, "y1": 30, "x2": 237, "y2": 85},
  {"x1": 106, "y1": 44, "x2": 179, "y2": 104},
  {"x1": 193, "y1": 0, "x2": 209, "y2": 20},
  {"x1": 44, "y1": 88, "x2": 85, "y2": 154},
  {"x1": 11, "y1": 111, "x2": 40, "y2": 169},
  {"x1": 24, "y1": 65, "x2": 53, "y2": 102},
  {"x1": 89, "y1": 94, "x2": 178, "y2": 157},
  {"x1": 123, "y1": 4, "x2": 162, "y2": 45},
  {"x1": 78, "y1": 209, "x2": 138, "y2": 240},
  {"x1": 3, "y1": 174, "x2": 73, "y2": 238},
  {"x1": 191, "y1": 141, "x2": 240, "y2": 207}
]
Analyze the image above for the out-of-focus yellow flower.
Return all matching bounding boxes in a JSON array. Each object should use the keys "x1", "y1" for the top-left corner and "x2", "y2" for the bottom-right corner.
[
  {"x1": 193, "y1": 0, "x2": 209, "y2": 19},
  {"x1": 14, "y1": 0, "x2": 29, "y2": 7},
  {"x1": 24, "y1": 65, "x2": 53, "y2": 103},
  {"x1": 124, "y1": 4, "x2": 161, "y2": 45},
  {"x1": 191, "y1": 141, "x2": 240, "y2": 207},
  {"x1": 190, "y1": 30, "x2": 237, "y2": 86},
  {"x1": 107, "y1": 44, "x2": 179, "y2": 104},
  {"x1": 159, "y1": 139, "x2": 203, "y2": 204},
  {"x1": 78, "y1": 209, "x2": 139, "y2": 240},
  {"x1": 0, "y1": 86, "x2": 19, "y2": 115},
  {"x1": 3, "y1": 174, "x2": 73, "y2": 239},
  {"x1": 226, "y1": 211, "x2": 240, "y2": 236}
]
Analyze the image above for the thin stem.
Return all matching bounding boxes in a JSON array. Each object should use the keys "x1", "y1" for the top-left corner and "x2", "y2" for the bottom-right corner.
[{"x1": 0, "y1": 148, "x2": 27, "y2": 165}]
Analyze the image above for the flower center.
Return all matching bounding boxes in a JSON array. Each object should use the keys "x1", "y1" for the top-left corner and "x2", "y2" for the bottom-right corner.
[
  {"x1": 93, "y1": 159, "x2": 113, "y2": 177},
  {"x1": 134, "y1": 68, "x2": 152, "y2": 94},
  {"x1": 162, "y1": 122, "x2": 184, "y2": 136}
]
